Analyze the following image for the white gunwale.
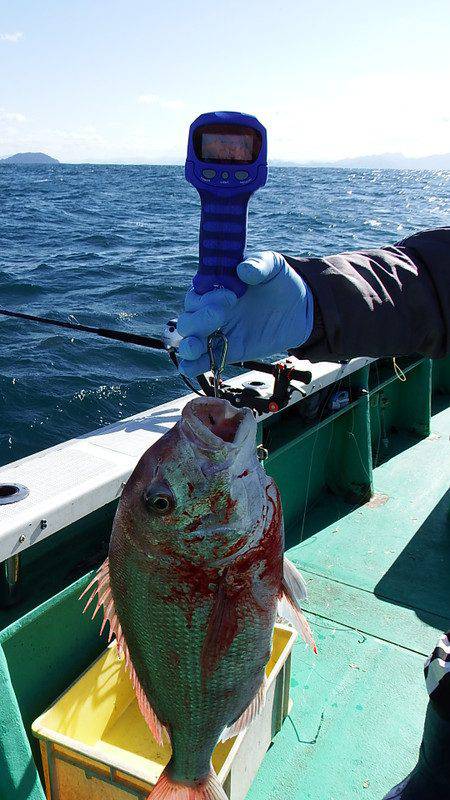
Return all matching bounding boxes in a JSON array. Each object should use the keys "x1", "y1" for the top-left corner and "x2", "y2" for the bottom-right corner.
[{"x1": 0, "y1": 357, "x2": 372, "y2": 562}]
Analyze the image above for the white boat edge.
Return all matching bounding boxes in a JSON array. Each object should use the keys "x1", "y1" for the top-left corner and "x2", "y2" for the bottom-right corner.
[{"x1": 0, "y1": 357, "x2": 372, "y2": 562}]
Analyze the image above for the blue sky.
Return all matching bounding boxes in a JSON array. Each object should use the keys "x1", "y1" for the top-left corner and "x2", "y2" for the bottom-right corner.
[{"x1": 1, "y1": 0, "x2": 449, "y2": 163}]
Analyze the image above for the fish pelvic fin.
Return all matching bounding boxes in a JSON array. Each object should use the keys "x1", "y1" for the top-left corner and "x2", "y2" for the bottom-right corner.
[
  {"x1": 221, "y1": 673, "x2": 267, "y2": 742},
  {"x1": 149, "y1": 768, "x2": 227, "y2": 800},
  {"x1": 278, "y1": 556, "x2": 317, "y2": 653},
  {"x1": 79, "y1": 558, "x2": 169, "y2": 747}
]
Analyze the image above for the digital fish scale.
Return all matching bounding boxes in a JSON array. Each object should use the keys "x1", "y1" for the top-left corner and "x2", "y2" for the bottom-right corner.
[
  {"x1": 185, "y1": 111, "x2": 268, "y2": 297},
  {"x1": 0, "y1": 111, "x2": 311, "y2": 414}
]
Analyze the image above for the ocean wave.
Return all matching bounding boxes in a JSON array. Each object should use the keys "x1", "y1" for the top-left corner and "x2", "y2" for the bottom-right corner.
[
  {"x1": 0, "y1": 163, "x2": 449, "y2": 466},
  {"x1": 364, "y1": 218, "x2": 382, "y2": 228},
  {"x1": 0, "y1": 281, "x2": 46, "y2": 297},
  {"x1": 74, "y1": 233, "x2": 128, "y2": 247}
]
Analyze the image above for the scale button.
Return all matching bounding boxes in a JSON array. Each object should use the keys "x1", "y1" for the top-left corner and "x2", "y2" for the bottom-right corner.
[
  {"x1": 235, "y1": 170, "x2": 249, "y2": 181},
  {"x1": 202, "y1": 169, "x2": 216, "y2": 179},
  {"x1": 221, "y1": 171, "x2": 229, "y2": 179}
]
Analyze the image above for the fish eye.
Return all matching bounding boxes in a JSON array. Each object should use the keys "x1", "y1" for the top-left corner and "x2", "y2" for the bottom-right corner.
[{"x1": 143, "y1": 488, "x2": 175, "y2": 516}]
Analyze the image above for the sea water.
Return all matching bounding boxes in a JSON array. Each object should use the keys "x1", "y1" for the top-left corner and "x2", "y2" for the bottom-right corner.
[{"x1": 0, "y1": 164, "x2": 448, "y2": 466}]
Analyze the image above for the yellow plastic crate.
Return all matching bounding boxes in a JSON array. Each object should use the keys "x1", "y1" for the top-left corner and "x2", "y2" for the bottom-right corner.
[{"x1": 32, "y1": 624, "x2": 296, "y2": 800}]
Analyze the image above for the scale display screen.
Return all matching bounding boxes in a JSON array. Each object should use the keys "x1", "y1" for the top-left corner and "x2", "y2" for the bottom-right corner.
[
  {"x1": 194, "y1": 124, "x2": 262, "y2": 164},
  {"x1": 201, "y1": 133, "x2": 253, "y2": 162}
]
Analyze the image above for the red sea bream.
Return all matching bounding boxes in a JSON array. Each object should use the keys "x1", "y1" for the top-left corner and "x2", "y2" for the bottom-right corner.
[{"x1": 81, "y1": 397, "x2": 314, "y2": 799}]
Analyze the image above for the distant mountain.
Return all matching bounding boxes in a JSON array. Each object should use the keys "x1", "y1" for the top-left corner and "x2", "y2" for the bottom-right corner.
[
  {"x1": 271, "y1": 152, "x2": 450, "y2": 170},
  {"x1": 0, "y1": 152, "x2": 60, "y2": 165}
]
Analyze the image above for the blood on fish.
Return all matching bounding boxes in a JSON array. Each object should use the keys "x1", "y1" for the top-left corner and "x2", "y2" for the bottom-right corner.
[
  {"x1": 200, "y1": 485, "x2": 284, "y2": 680},
  {"x1": 224, "y1": 535, "x2": 247, "y2": 558},
  {"x1": 186, "y1": 534, "x2": 205, "y2": 544},
  {"x1": 212, "y1": 533, "x2": 228, "y2": 544},
  {"x1": 237, "y1": 469, "x2": 249, "y2": 479},
  {"x1": 232, "y1": 483, "x2": 283, "y2": 600},
  {"x1": 165, "y1": 555, "x2": 218, "y2": 626},
  {"x1": 222, "y1": 496, "x2": 237, "y2": 524},
  {"x1": 185, "y1": 517, "x2": 203, "y2": 533}
]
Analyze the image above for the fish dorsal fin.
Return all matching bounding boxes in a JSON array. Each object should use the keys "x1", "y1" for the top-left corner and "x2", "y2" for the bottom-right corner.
[
  {"x1": 80, "y1": 558, "x2": 168, "y2": 746},
  {"x1": 220, "y1": 674, "x2": 267, "y2": 741},
  {"x1": 278, "y1": 556, "x2": 317, "y2": 653}
]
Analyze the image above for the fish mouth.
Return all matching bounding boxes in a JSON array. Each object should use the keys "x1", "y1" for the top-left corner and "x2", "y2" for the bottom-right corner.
[{"x1": 181, "y1": 397, "x2": 255, "y2": 450}]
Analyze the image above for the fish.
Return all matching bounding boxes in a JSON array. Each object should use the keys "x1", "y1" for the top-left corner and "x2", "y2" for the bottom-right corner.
[{"x1": 81, "y1": 396, "x2": 315, "y2": 800}]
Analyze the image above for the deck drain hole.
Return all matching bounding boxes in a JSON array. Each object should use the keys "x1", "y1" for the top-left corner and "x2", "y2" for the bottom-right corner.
[{"x1": 0, "y1": 483, "x2": 29, "y2": 505}]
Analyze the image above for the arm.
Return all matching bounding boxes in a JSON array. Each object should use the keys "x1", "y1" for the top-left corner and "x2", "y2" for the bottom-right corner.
[
  {"x1": 285, "y1": 227, "x2": 449, "y2": 362},
  {"x1": 177, "y1": 228, "x2": 450, "y2": 376}
]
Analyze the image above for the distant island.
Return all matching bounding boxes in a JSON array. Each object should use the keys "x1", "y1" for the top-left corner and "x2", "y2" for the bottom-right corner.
[
  {"x1": 0, "y1": 152, "x2": 60, "y2": 165},
  {"x1": 272, "y1": 152, "x2": 450, "y2": 170}
]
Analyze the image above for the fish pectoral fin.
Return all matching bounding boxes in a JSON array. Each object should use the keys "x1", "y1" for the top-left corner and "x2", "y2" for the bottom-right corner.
[
  {"x1": 201, "y1": 572, "x2": 239, "y2": 680},
  {"x1": 283, "y1": 555, "x2": 308, "y2": 601},
  {"x1": 80, "y1": 558, "x2": 169, "y2": 747},
  {"x1": 149, "y1": 767, "x2": 227, "y2": 800},
  {"x1": 220, "y1": 675, "x2": 268, "y2": 742},
  {"x1": 278, "y1": 557, "x2": 317, "y2": 653}
]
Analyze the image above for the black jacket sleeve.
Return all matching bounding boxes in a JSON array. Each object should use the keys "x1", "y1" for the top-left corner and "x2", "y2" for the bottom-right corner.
[{"x1": 283, "y1": 227, "x2": 449, "y2": 362}]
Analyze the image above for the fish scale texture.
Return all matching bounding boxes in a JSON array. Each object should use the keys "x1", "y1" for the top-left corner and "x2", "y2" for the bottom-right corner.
[{"x1": 109, "y1": 505, "x2": 280, "y2": 781}]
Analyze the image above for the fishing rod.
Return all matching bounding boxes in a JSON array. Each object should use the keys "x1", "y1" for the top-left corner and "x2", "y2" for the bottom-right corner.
[
  {"x1": 0, "y1": 306, "x2": 312, "y2": 413},
  {"x1": 0, "y1": 308, "x2": 167, "y2": 352},
  {"x1": 0, "y1": 112, "x2": 313, "y2": 414}
]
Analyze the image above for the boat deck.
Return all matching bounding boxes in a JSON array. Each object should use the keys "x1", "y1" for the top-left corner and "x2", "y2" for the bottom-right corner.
[
  {"x1": 248, "y1": 395, "x2": 450, "y2": 800},
  {"x1": 0, "y1": 356, "x2": 448, "y2": 800}
]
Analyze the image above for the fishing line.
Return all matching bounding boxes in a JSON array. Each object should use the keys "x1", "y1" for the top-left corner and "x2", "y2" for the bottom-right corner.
[
  {"x1": 346, "y1": 429, "x2": 373, "y2": 484},
  {"x1": 372, "y1": 361, "x2": 384, "y2": 468},
  {"x1": 298, "y1": 375, "x2": 345, "y2": 545},
  {"x1": 346, "y1": 393, "x2": 373, "y2": 484}
]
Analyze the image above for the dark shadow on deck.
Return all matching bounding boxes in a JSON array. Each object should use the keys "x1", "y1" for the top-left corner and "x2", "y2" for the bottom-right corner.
[
  {"x1": 374, "y1": 489, "x2": 450, "y2": 629},
  {"x1": 284, "y1": 489, "x2": 359, "y2": 550}
]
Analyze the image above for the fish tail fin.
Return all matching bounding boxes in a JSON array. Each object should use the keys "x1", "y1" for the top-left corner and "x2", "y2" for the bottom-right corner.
[{"x1": 149, "y1": 767, "x2": 227, "y2": 800}]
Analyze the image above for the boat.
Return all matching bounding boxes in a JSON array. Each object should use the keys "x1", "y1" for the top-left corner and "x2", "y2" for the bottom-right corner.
[{"x1": 0, "y1": 351, "x2": 448, "y2": 799}]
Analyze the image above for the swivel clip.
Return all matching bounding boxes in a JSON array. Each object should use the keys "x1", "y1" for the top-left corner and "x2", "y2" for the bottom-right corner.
[{"x1": 207, "y1": 331, "x2": 228, "y2": 397}]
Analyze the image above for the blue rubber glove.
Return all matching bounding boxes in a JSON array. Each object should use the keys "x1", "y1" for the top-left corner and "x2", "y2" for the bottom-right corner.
[{"x1": 177, "y1": 251, "x2": 314, "y2": 377}]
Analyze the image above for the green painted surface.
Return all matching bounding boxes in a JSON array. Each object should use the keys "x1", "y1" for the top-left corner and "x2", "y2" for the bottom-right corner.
[
  {"x1": 248, "y1": 622, "x2": 429, "y2": 800},
  {"x1": 0, "y1": 356, "x2": 448, "y2": 800},
  {"x1": 245, "y1": 377, "x2": 449, "y2": 799},
  {"x1": 288, "y1": 405, "x2": 449, "y2": 616},
  {"x1": 0, "y1": 644, "x2": 45, "y2": 800},
  {"x1": 0, "y1": 577, "x2": 108, "y2": 799}
]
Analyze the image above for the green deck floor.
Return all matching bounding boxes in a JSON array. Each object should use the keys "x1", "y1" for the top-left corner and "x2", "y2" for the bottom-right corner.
[{"x1": 247, "y1": 400, "x2": 450, "y2": 800}]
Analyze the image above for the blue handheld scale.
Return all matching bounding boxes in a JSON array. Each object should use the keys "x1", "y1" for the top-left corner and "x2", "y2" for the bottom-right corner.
[{"x1": 185, "y1": 111, "x2": 267, "y2": 297}]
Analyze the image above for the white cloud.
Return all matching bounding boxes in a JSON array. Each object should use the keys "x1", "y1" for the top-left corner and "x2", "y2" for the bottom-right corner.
[
  {"x1": 0, "y1": 31, "x2": 23, "y2": 43},
  {"x1": 0, "y1": 109, "x2": 26, "y2": 123},
  {"x1": 137, "y1": 93, "x2": 185, "y2": 111}
]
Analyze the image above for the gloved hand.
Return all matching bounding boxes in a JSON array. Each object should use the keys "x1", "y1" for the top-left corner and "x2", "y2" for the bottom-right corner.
[{"x1": 177, "y1": 251, "x2": 314, "y2": 377}]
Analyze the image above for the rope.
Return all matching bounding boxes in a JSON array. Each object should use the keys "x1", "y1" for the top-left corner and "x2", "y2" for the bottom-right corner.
[{"x1": 393, "y1": 357, "x2": 407, "y2": 382}]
